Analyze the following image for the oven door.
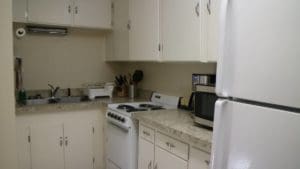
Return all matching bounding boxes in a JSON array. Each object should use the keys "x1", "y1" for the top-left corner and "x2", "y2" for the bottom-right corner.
[{"x1": 106, "y1": 121, "x2": 136, "y2": 169}]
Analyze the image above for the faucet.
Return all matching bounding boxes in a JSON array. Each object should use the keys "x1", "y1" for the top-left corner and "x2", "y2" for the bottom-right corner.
[{"x1": 48, "y1": 84, "x2": 60, "y2": 99}]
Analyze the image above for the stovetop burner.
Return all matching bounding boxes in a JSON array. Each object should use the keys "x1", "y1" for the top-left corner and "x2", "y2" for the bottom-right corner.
[
  {"x1": 139, "y1": 104, "x2": 161, "y2": 108},
  {"x1": 117, "y1": 104, "x2": 147, "y2": 113}
]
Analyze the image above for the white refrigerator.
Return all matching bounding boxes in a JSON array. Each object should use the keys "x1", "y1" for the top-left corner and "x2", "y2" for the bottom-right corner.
[{"x1": 211, "y1": 0, "x2": 300, "y2": 169}]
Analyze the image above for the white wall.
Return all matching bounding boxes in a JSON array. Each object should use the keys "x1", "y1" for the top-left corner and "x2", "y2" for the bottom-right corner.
[
  {"x1": 119, "y1": 62, "x2": 216, "y2": 97},
  {"x1": 0, "y1": 0, "x2": 18, "y2": 169},
  {"x1": 14, "y1": 25, "x2": 120, "y2": 90}
]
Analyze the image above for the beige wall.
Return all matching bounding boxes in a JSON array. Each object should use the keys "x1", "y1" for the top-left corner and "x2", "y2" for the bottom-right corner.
[
  {"x1": 119, "y1": 62, "x2": 216, "y2": 97},
  {"x1": 14, "y1": 26, "x2": 119, "y2": 90},
  {"x1": 0, "y1": 0, "x2": 18, "y2": 169}
]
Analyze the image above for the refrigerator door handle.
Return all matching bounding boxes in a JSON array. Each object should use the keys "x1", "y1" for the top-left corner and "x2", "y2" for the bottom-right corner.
[
  {"x1": 210, "y1": 99, "x2": 228, "y2": 169},
  {"x1": 215, "y1": 0, "x2": 230, "y2": 97}
]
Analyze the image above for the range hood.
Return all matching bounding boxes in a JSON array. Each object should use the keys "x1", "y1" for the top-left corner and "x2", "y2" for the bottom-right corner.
[{"x1": 27, "y1": 26, "x2": 68, "y2": 35}]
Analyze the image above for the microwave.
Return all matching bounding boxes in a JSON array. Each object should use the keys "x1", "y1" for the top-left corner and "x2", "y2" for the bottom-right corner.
[{"x1": 191, "y1": 86, "x2": 218, "y2": 128}]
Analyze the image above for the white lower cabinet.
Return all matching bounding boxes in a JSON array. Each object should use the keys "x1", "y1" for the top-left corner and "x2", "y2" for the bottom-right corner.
[
  {"x1": 155, "y1": 146, "x2": 188, "y2": 169},
  {"x1": 30, "y1": 123, "x2": 65, "y2": 169},
  {"x1": 189, "y1": 147, "x2": 210, "y2": 169},
  {"x1": 16, "y1": 110, "x2": 103, "y2": 169},
  {"x1": 138, "y1": 124, "x2": 210, "y2": 169},
  {"x1": 138, "y1": 138, "x2": 154, "y2": 169}
]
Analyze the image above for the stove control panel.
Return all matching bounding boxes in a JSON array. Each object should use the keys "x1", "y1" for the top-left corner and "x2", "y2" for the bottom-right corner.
[
  {"x1": 106, "y1": 110, "x2": 131, "y2": 130},
  {"x1": 107, "y1": 112, "x2": 126, "y2": 123}
]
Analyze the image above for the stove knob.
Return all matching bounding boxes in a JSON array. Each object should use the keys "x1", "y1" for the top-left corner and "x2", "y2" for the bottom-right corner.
[
  {"x1": 121, "y1": 117, "x2": 125, "y2": 122},
  {"x1": 111, "y1": 114, "x2": 116, "y2": 118}
]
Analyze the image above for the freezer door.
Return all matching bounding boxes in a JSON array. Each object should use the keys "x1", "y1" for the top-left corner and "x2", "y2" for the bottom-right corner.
[
  {"x1": 211, "y1": 99, "x2": 300, "y2": 169},
  {"x1": 216, "y1": 0, "x2": 300, "y2": 108}
]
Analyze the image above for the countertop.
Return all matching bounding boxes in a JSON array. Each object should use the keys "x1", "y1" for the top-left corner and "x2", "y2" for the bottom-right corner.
[
  {"x1": 16, "y1": 97, "x2": 148, "y2": 114},
  {"x1": 133, "y1": 109, "x2": 213, "y2": 153}
]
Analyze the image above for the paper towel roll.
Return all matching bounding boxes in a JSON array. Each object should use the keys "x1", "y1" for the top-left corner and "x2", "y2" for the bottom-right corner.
[{"x1": 16, "y1": 28, "x2": 26, "y2": 38}]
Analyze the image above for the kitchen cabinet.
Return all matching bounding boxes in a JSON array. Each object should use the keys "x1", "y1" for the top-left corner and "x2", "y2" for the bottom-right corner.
[
  {"x1": 16, "y1": 110, "x2": 103, "y2": 169},
  {"x1": 138, "y1": 124, "x2": 211, "y2": 169},
  {"x1": 14, "y1": 0, "x2": 111, "y2": 29},
  {"x1": 160, "y1": 0, "x2": 212, "y2": 62},
  {"x1": 155, "y1": 146, "x2": 188, "y2": 169},
  {"x1": 107, "y1": 0, "x2": 217, "y2": 62},
  {"x1": 106, "y1": 0, "x2": 130, "y2": 61},
  {"x1": 73, "y1": 0, "x2": 111, "y2": 29},
  {"x1": 30, "y1": 122, "x2": 95, "y2": 169},
  {"x1": 138, "y1": 124, "x2": 188, "y2": 169},
  {"x1": 189, "y1": 147, "x2": 210, "y2": 169},
  {"x1": 13, "y1": 0, "x2": 27, "y2": 22},
  {"x1": 64, "y1": 121, "x2": 95, "y2": 169},
  {"x1": 27, "y1": 0, "x2": 73, "y2": 26},
  {"x1": 128, "y1": 0, "x2": 160, "y2": 61},
  {"x1": 138, "y1": 138, "x2": 154, "y2": 169},
  {"x1": 30, "y1": 123, "x2": 65, "y2": 169}
]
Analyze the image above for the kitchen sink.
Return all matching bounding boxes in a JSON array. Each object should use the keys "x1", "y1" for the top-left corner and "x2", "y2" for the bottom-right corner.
[
  {"x1": 59, "y1": 96, "x2": 81, "y2": 103},
  {"x1": 26, "y1": 96, "x2": 83, "y2": 105},
  {"x1": 26, "y1": 98, "x2": 49, "y2": 105}
]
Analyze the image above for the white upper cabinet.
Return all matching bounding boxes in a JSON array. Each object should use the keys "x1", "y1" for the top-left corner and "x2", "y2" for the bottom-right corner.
[
  {"x1": 27, "y1": 0, "x2": 73, "y2": 26},
  {"x1": 13, "y1": 0, "x2": 111, "y2": 29},
  {"x1": 13, "y1": 0, "x2": 27, "y2": 22},
  {"x1": 105, "y1": 0, "x2": 130, "y2": 61},
  {"x1": 73, "y1": 0, "x2": 111, "y2": 29},
  {"x1": 160, "y1": 0, "x2": 213, "y2": 62},
  {"x1": 129, "y1": 0, "x2": 160, "y2": 61}
]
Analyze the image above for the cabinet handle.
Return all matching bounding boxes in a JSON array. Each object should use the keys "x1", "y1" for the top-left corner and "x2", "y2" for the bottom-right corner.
[
  {"x1": 195, "y1": 2, "x2": 200, "y2": 17},
  {"x1": 143, "y1": 131, "x2": 150, "y2": 136},
  {"x1": 75, "y1": 6, "x2": 79, "y2": 14},
  {"x1": 65, "y1": 137, "x2": 68, "y2": 146},
  {"x1": 148, "y1": 161, "x2": 152, "y2": 169},
  {"x1": 68, "y1": 5, "x2": 71, "y2": 13},
  {"x1": 166, "y1": 142, "x2": 175, "y2": 148},
  {"x1": 127, "y1": 20, "x2": 131, "y2": 30},
  {"x1": 59, "y1": 137, "x2": 63, "y2": 147},
  {"x1": 207, "y1": 0, "x2": 211, "y2": 15}
]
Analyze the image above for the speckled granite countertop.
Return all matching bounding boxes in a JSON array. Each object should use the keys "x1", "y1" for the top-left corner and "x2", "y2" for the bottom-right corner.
[
  {"x1": 16, "y1": 97, "x2": 148, "y2": 114},
  {"x1": 133, "y1": 109, "x2": 213, "y2": 153}
]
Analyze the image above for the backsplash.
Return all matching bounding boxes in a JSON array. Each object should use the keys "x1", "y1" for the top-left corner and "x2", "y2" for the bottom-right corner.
[
  {"x1": 118, "y1": 62, "x2": 217, "y2": 97},
  {"x1": 13, "y1": 23, "x2": 119, "y2": 90}
]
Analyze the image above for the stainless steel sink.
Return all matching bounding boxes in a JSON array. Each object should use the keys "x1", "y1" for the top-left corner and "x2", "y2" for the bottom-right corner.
[
  {"x1": 26, "y1": 96, "x2": 82, "y2": 105},
  {"x1": 26, "y1": 98, "x2": 49, "y2": 105},
  {"x1": 59, "y1": 96, "x2": 81, "y2": 103}
]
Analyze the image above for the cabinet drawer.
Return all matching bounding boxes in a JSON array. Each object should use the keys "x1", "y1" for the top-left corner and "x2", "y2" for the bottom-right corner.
[
  {"x1": 139, "y1": 124, "x2": 155, "y2": 143},
  {"x1": 156, "y1": 132, "x2": 189, "y2": 160}
]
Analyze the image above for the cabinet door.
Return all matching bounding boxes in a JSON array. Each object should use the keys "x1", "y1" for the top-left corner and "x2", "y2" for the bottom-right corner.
[
  {"x1": 129, "y1": 0, "x2": 160, "y2": 61},
  {"x1": 73, "y1": 0, "x2": 111, "y2": 29},
  {"x1": 189, "y1": 147, "x2": 210, "y2": 169},
  {"x1": 161, "y1": 0, "x2": 208, "y2": 61},
  {"x1": 106, "y1": 0, "x2": 129, "y2": 61},
  {"x1": 155, "y1": 146, "x2": 188, "y2": 169},
  {"x1": 30, "y1": 123, "x2": 65, "y2": 169},
  {"x1": 27, "y1": 0, "x2": 72, "y2": 26},
  {"x1": 64, "y1": 121, "x2": 95, "y2": 169},
  {"x1": 138, "y1": 138, "x2": 154, "y2": 169},
  {"x1": 13, "y1": 0, "x2": 27, "y2": 22}
]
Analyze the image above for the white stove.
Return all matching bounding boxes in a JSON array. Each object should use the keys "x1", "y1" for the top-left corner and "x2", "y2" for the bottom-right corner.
[{"x1": 105, "y1": 93, "x2": 179, "y2": 169}]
